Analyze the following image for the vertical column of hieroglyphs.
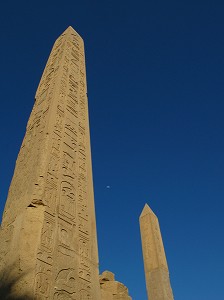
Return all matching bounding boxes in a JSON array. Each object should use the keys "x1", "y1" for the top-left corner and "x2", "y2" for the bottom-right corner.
[
  {"x1": 0, "y1": 27, "x2": 101, "y2": 300},
  {"x1": 0, "y1": 28, "x2": 70, "y2": 296},
  {"x1": 33, "y1": 27, "x2": 101, "y2": 300},
  {"x1": 0, "y1": 26, "x2": 65, "y2": 294},
  {"x1": 139, "y1": 204, "x2": 174, "y2": 300},
  {"x1": 1, "y1": 30, "x2": 61, "y2": 227},
  {"x1": 33, "y1": 29, "x2": 69, "y2": 300}
]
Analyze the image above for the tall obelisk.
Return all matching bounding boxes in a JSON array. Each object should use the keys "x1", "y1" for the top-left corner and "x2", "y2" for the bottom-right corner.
[
  {"x1": 139, "y1": 204, "x2": 174, "y2": 300},
  {"x1": 0, "y1": 26, "x2": 101, "y2": 299}
]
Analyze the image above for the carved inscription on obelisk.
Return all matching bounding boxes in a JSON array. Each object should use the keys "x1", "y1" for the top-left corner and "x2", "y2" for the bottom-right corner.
[
  {"x1": 0, "y1": 26, "x2": 101, "y2": 300},
  {"x1": 139, "y1": 204, "x2": 174, "y2": 300}
]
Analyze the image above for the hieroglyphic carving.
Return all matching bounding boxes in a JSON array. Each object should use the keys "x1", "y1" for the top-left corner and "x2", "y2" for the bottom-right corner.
[
  {"x1": 53, "y1": 268, "x2": 76, "y2": 300},
  {"x1": 35, "y1": 261, "x2": 52, "y2": 299},
  {"x1": 0, "y1": 26, "x2": 66, "y2": 225},
  {"x1": 40, "y1": 213, "x2": 55, "y2": 253},
  {"x1": 79, "y1": 280, "x2": 92, "y2": 300},
  {"x1": 64, "y1": 117, "x2": 78, "y2": 154},
  {"x1": 57, "y1": 218, "x2": 77, "y2": 255},
  {"x1": 80, "y1": 289, "x2": 91, "y2": 300},
  {"x1": 59, "y1": 181, "x2": 76, "y2": 220},
  {"x1": 50, "y1": 27, "x2": 96, "y2": 298},
  {"x1": 79, "y1": 235, "x2": 91, "y2": 282},
  {"x1": 0, "y1": 26, "x2": 101, "y2": 299}
]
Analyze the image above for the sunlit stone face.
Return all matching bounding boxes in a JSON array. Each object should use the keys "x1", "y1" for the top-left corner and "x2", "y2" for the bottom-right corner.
[{"x1": 0, "y1": 26, "x2": 101, "y2": 300}]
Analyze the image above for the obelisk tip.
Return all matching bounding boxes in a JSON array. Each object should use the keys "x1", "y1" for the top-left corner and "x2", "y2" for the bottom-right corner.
[
  {"x1": 140, "y1": 203, "x2": 157, "y2": 218},
  {"x1": 59, "y1": 26, "x2": 82, "y2": 40}
]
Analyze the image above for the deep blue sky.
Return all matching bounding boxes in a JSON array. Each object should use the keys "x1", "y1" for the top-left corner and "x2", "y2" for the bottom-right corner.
[{"x1": 1, "y1": 1, "x2": 224, "y2": 299}]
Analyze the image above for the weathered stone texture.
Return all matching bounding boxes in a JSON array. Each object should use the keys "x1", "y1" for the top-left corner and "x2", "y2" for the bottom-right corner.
[
  {"x1": 139, "y1": 204, "x2": 174, "y2": 300},
  {"x1": 100, "y1": 271, "x2": 132, "y2": 300},
  {"x1": 0, "y1": 26, "x2": 101, "y2": 299}
]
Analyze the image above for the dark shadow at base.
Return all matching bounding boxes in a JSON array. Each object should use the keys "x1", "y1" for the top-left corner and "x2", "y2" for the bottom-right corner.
[{"x1": 0, "y1": 264, "x2": 32, "y2": 300}]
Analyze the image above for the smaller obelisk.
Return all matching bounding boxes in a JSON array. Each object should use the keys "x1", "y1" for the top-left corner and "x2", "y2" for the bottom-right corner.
[{"x1": 139, "y1": 204, "x2": 174, "y2": 300}]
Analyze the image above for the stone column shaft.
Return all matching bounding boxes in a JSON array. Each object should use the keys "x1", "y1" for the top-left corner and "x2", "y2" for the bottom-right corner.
[
  {"x1": 0, "y1": 26, "x2": 101, "y2": 300},
  {"x1": 139, "y1": 204, "x2": 174, "y2": 300}
]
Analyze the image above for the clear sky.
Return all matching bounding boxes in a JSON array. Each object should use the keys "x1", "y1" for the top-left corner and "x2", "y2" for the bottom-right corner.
[{"x1": 1, "y1": 1, "x2": 224, "y2": 299}]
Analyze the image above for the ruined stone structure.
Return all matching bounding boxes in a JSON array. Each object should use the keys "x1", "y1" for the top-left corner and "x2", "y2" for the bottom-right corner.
[
  {"x1": 139, "y1": 204, "x2": 174, "y2": 300},
  {"x1": 0, "y1": 26, "x2": 101, "y2": 299},
  {"x1": 99, "y1": 271, "x2": 132, "y2": 300}
]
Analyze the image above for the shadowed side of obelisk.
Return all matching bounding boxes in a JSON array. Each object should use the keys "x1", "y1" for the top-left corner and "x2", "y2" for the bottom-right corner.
[
  {"x1": 0, "y1": 26, "x2": 101, "y2": 299},
  {"x1": 139, "y1": 204, "x2": 174, "y2": 300}
]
